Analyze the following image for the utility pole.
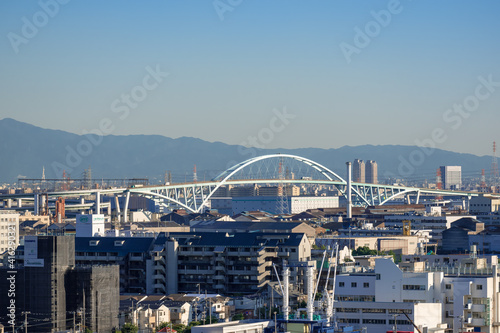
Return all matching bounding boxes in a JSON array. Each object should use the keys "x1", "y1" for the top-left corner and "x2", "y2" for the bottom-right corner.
[
  {"x1": 393, "y1": 314, "x2": 398, "y2": 333},
  {"x1": 23, "y1": 311, "x2": 30, "y2": 333},
  {"x1": 274, "y1": 311, "x2": 277, "y2": 333},
  {"x1": 270, "y1": 287, "x2": 274, "y2": 319},
  {"x1": 209, "y1": 297, "x2": 212, "y2": 324},
  {"x1": 73, "y1": 311, "x2": 76, "y2": 333},
  {"x1": 83, "y1": 287, "x2": 86, "y2": 333}
]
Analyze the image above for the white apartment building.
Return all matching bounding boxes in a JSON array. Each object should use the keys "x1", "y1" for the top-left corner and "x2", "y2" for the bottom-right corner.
[
  {"x1": 334, "y1": 257, "x2": 500, "y2": 333},
  {"x1": 334, "y1": 259, "x2": 444, "y2": 333},
  {"x1": 0, "y1": 210, "x2": 19, "y2": 254}
]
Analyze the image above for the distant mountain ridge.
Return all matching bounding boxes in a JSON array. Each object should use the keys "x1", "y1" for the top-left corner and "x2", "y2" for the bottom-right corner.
[{"x1": 0, "y1": 118, "x2": 491, "y2": 183}]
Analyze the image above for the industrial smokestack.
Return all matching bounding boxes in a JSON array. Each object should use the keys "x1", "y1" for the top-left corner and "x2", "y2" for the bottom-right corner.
[{"x1": 346, "y1": 162, "x2": 352, "y2": 219}]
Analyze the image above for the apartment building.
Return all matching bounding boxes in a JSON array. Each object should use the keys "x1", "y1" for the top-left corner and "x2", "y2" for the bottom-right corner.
[
  {"x1": 75, "y1": 237, "x2": 155, "y2": 293},
  {"x1": 155, "y1": 232, "x2": 311, "y2": 295},
  {"x1": 334, "y1": 256, "x2": 500, "y2": 333},
  {"x1": 0, "y1": 210, "x2": 19, "y2": 254}
]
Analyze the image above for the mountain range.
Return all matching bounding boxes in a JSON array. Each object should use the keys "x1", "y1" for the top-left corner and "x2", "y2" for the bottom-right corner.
[{"x1": 0, "y1": 118, "x2": 491, "y2": 184}]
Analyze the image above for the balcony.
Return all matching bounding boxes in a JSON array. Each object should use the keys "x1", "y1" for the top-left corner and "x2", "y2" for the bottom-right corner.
[
  {"x1": 470, "y1": 304, "x2": 486, "y2": 312},
  {"x1": 467, "y1": 318, "x2": 485, "y2": 326},
  {"x1": 179, "y1": 277, "x2": 206, "y2": 283},
  {"x1": 171, "y1": 313, "x2": 182, "y2": 320},
  {"x1": 154, "y1": 283, "x2": 166, "y2": 291}
]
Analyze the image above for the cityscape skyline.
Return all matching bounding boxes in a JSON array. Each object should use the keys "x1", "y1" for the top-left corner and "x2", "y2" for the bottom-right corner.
[
  {"x1": 3, "y1": 2, "x2": 500, "y2": 332},
  {"x1": 1, "y1": 1, "x2": 499, "y2": 156}
]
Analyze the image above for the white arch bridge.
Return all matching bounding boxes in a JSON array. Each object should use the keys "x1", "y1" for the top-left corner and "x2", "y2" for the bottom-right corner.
[{"x1": 3, "y1": 154, "x2": 479, "y2": 219}]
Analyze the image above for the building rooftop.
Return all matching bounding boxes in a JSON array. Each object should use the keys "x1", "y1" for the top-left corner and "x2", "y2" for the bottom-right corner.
[
  {"x1": 156, "y1": 231, "x2": 305, "y2": 247},
  {"x1": 75, "y1": 237, "x2": 155, "y2": 256}
]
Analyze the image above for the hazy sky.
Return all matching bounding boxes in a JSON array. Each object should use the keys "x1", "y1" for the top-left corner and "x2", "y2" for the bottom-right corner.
[{"x1": 1, "y1": 0, "x2": 499, "y2": 156}]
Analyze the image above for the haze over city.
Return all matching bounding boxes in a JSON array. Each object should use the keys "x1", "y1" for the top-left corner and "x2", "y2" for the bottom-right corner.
[{"x1": 1, "y1": 1, "x2": 500, "y2": 156}]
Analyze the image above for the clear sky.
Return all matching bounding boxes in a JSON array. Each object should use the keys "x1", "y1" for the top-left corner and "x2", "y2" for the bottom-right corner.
[{"x1": 1, "y1": 0, "x2": 499, "y2": 156}]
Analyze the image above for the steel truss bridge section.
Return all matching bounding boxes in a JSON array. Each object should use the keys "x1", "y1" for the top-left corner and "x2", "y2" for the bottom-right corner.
[{"x1": 0, "y1": 154, "x2": 480, "y2": 217}]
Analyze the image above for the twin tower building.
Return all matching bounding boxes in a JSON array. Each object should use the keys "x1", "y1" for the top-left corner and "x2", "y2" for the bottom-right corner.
[{"x1": 353, "y1": 159, "x2": 378, "y2": 184}]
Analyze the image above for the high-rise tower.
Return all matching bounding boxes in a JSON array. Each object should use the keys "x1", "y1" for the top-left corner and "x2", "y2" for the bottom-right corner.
[
  {"x1": 353, "y1": 159, "x2": 365, "y2": 183},
  {"x1": 365, "y1": 160, "x2": 378, "y2": 184}
]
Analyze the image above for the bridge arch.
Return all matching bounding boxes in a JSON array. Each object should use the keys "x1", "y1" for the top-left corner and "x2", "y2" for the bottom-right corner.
[{"x1": 199, "y1": 154, "x2": 347, "y2": 211}]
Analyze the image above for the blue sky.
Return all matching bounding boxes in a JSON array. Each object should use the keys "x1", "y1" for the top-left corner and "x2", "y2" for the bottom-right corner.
[{"x1": 1, "y1": 0, "x2": 499, "y2": 156}]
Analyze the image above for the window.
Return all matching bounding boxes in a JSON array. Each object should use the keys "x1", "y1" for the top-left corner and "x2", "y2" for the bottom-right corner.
[
  {"x1": 351, "y1": 282, "x2": 357, "y2": 288},
  {"x1": 338, "y1": 318, "x2": 359, "y2": 324},
  {"x1": 388, "y1": 309, "x2": 412, "y2": 314},
  {"x1": 445, "y1": 284, "x2": 451, "y2": 290},
  {"x1": 376, "y1": 274, "x2": 381, "y2": 280},
  {"x1": 389, "y1": 320, "x2": 411, "y2": 325},
  {"x1": 339, "y1": 282, "x2": 345, "y2": 287},
  {"x1": 477, "y1": 285, "x2": 483, "y2": 290},
  {"x1": 363, "y1": 319, "x2": 386, "y2": 324},
  {"x1": 403, "y1": 285, "x2": 425, "y2": 290},
  {"x1": 336, "y1": 308, "x2": 358, "y2": 313},
  {"x1": 362, "y1": 308, "x2": 385, "y2": 313},
  {"x1": 363, "y1": 282, "x2": 369, "y2": 288}
]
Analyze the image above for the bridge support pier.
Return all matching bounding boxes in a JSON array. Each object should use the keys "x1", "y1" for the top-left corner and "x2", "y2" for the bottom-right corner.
[
  {"x1": 115, "y1": 195, "x2": 121, "y2": 224},
  {"x1": 95, "y1": 191, "x2": 101, "y2": 214},
  {"x1": 123, "y1": 192, "x2": 130, "y2": 224}
]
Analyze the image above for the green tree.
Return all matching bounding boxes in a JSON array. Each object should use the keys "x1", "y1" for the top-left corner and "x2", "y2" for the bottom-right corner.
[
  {"x1": 200, "y1": 316, "x2": 219, "y2": 325},
  {"x1": 121, "y1": 323, "x2": 139, "y2": 333},
  {"x1": 352, "y1": 246, "x2": 378, "y2": 256},
  {"x1": 157, "y1": 322, "x2": 171, "y2": 330},
  {"x1": 232, "y1": 313, "x2": 245, "y2": 321},
  {"x1": 173, "y1": 324, "x2": 187, "y2": 333}
]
